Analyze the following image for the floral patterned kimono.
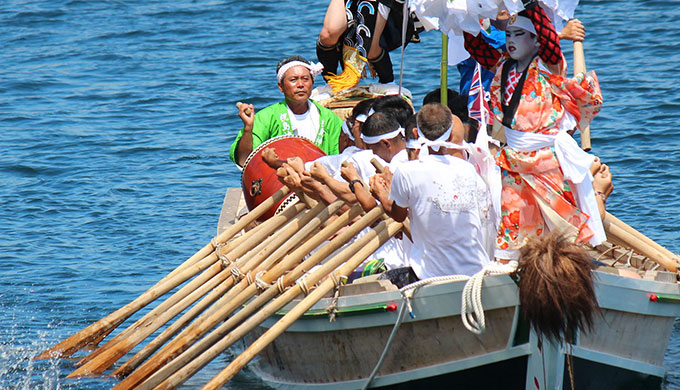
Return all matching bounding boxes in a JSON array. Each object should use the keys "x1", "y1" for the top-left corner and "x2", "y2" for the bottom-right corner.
[{"x1": 464, "y1": 3, "x2": 604, "y2": 259}]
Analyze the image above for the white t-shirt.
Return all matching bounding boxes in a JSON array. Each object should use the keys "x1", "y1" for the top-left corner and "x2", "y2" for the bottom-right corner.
[
  {"x1": 389, "y1": 154, "x2": 491, "y2": 279},
  {"x1": 389, "y1": 149, "x2": 409, "y2": 171},
  {"x1": 345, "y1": 149, "x2": 409, "y2": 270},
  {"x1": 289, "y1": 101, "x2": 320, "y2": 143},
  {"x1": 304, "y1": 146, "x2": 361, "y2": 178}
]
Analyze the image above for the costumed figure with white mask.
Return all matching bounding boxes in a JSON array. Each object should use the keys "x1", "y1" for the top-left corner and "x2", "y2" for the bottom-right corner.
[
  {"x1": 463, "y1": 0, "x2": 604, "y2": 261},
  {"x1": 230, "y1": 55, "x2": 342, "y2": 167}
]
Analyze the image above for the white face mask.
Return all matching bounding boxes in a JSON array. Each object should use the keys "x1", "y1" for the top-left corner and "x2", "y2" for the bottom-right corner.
[{"x1": 505, "y1": 27, "x2": 539, "y2": 61}]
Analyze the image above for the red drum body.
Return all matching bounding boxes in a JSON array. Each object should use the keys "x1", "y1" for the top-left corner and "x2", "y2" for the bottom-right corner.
[{"x1": 241, "y1": 135, "x2": 325, "y2": 222}]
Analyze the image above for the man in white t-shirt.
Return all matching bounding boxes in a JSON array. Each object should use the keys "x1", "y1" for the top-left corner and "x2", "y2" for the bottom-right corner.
[{"x1": 371, "y1": 103, "x2": 491, "y2": 279}]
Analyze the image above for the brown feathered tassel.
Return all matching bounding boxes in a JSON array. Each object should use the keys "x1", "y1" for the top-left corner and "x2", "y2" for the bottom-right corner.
[{"x1": 515, "y1": 231, "x2": 600, "y2": 343}]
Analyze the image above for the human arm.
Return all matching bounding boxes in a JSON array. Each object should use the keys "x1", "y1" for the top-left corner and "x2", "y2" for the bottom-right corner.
[
  {"x1": 558, "y1": 19, "x2": 585, "y2": 42},
  {"x1": 523, "y1": 1, "x2": 562, "y2": 65},
  {"x1": 309, "y1": 162, "x2": 357, "y2": 204},
  {"x1": 370, "y1": 170, "x2": 407, "y2": 222},
  {"x1": 463, "y1": 31, "x2": 502, "y2": 72},
  {"x1": 299, "y1": 170, "x2": 339, "y2": 205},
  {"x1": 233, "y1": 103, "x2": 256, "y2": 167},
  {"x1": 591, "y1": 159, "x2": 613, "y2": 220},
  {"x1": 261, "y1": 147, "x2": 285, "y2": 170},
  {"x1": 340, "y1": 162, "x2": 378, "y2": 212}
]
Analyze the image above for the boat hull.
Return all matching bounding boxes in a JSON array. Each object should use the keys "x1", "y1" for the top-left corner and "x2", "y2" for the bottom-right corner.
[{"x1": 247, "y1": 271, "x2": 680, "y2": 389}]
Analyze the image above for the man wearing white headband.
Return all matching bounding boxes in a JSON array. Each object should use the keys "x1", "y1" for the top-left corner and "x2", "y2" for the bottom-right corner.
[
  {"x1": 371, "y1": 103, "x2": 492, "y2": 279},
  {"x1": 463, "y1": 1, "x2": 604, "y2": 261},
  {"x1": 229, "y1": 55, "x2": 342, "y2": 166},
  {"x1": 360, "y1": 112, "x2": 407, "y2": 167}
]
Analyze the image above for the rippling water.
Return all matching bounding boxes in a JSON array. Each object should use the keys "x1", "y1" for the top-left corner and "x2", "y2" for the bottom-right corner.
[{"x1": 1, "y1": 0, "x2": 679, "y2": 388}]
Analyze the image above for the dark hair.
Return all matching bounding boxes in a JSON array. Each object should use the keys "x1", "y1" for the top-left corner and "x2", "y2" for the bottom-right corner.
[
  {"x1": 362, "y1": 112, "x2": 401, "y2": 138},
  {"x1": 422, "y1": 88, "x2": 469, "y2": 122},
  {"x1": 404, "y1": 114, "x2": 418, "y2": 141},
  {"x1": 276, "y1": 55, "x2": 309, "y2": 75},
  {"x1": 416, "y1": 103, "x2": 452, "y2": 140},
  {"x1": 371, "y1": 95, "x2": 414, "y2": 126},
  {"x1": 351, "y1": 98, "x2": 376, "y2": 119},
  {"x1": 465, "y1": 118, "x2": 479, "y2": 143}
]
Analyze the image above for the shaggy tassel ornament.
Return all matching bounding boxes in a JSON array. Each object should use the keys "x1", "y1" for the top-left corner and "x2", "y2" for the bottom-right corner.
[
  {"x1": 515, "y1": 231, "x2": 599, "y2": 343},
  {"x1": 325, "y1": 45, "x2": 367, "y2": 94}
]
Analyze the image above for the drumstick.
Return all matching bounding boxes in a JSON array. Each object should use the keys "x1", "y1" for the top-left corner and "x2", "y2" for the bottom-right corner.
[{"x1": 236, "y1": 102, "x2": 252, "y2": 116}]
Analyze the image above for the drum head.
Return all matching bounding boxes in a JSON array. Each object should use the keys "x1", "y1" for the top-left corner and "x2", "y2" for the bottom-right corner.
[{"x1": 241, "y1": 135, "x2": 325, "y2": 221}]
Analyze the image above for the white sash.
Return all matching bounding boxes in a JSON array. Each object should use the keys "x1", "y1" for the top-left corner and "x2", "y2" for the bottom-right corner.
[{"x1": 504, "y1": 127, "x2": 606, "y2": 246}]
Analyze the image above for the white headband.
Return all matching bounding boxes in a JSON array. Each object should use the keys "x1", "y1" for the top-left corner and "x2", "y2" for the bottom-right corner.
[
  {"x1": 405, "y1": 139, "x2": 421, "y2": 149},
  {"x1": 341, "y1": 121, "x2": 355, "y2": 141},
  {"x1": 507, "y1": 15, "x2": 537, "y2": 35},
  {"x1": 415, "y1": 124, "x2": 464, "y2": 152},
  {"x1": 361, "y1": 127, "x2": 404, "y2": 145},
  {"x1": 277, "y1": 61, "x2": 324, "y2": 83},
  {"x1": 355, "y1": 113, "x2": 368, "y2": 123}
]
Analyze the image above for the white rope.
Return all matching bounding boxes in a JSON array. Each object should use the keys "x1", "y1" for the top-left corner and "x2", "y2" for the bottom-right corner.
[
  {"x1": 230, "y1": 265, "x2": 244, "y2": 282},
  {"x1": 361, "y1": 262, "x2": 517, "y2": 389},
  {"x1": 296, "y1": 276, "x2": 311, "y2": 296},
  {"x1": 461, "y1": 262, "x2": 518, "y2": 334},
  {"x1": 254, "y1": 270, "x2": 271, "y2": 290}
]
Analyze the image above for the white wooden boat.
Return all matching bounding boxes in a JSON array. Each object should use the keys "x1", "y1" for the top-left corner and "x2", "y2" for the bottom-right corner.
[{"x1": 217, "y1": 189, "x2": 680, "y2": 390}]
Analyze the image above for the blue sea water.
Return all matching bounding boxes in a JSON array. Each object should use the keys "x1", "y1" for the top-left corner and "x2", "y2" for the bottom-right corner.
[{"x1": 1, "y1": 0, "x2": 679, "y2": 388}]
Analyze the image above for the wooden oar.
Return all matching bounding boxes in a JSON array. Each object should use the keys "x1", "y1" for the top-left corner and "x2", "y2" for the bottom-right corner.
[
  {"x1": 199, "y1": 219, "x2": 403, "y2": 390},
  {"x1": 113, "y1": 201, "x2": 360, "y2": 381},
  {"x1": 603, "y1": 213, "x2": 679, "y2": 272},
  {"x1": 573, "y1": 41, "x2": 591, "y2": 151},
  {"x1": 370, "y1": 157, "x2": 413, "y2": 241},
  {"x1": 35, "y1": 186, "x2": 291, "y2": 361},
  {"x1": 72, "y1": 260, "x2": 224, "y2": 368},
  {"x1": 111, "y1": 200, "x2": 341, "y2": 389},
  {"x1": 70, "y1": 200, "x2": 312, "y2": 377},
  {"x1": 147, "y1": 213, "x2": 398, "y2": 390},
  {"x1": 606, "y1": 212, "x2": 679, "y2": 263},
  {"x1": 112, "y1": 266, "x2": 234, "y2": 378},
  {"x1": 69, "y1": 200, "x2": 305, "y2": 372},
  {"x1": 129, "y1": 204, "x2": 372, "y2": 390}
]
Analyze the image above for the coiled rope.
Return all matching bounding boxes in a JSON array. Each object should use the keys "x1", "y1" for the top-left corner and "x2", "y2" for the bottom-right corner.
[{"x1": 361, "y1": 261, "x2": 517, "y2": 389}]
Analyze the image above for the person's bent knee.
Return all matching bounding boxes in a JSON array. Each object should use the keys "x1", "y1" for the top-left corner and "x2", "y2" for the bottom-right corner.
[{"x1": 319, "y1": 27, "x2": 342, "y2": 46}]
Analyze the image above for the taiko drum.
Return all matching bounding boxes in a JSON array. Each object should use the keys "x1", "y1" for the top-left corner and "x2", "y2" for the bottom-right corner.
[{"x1": 241, "y1": 135, "x2": 325, "y2": 222}]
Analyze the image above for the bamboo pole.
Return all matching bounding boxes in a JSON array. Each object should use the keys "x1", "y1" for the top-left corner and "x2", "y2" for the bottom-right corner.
[
  {"x1": 73, "y1": 261, "x2": 224, "y2": 368},
  {"x1": 111, "y1": 201, "x2": 324, "y2": 379},
  {"x1": 573, "y1": 41, "x2": 591, "y2": 151},
  {"x1": 603, "y1": 213, "x2": 678, "y2": 272},
  {"x1": 199, "y1": 219, "x2": 403, "y2": 390},
  {"x1": 35, "y1": 187, "x2": 291, "y2": 360},
  {"x1": 370, "y1": 157, "x2": 412, "y2": 241},
  {"x1": 111, "y1": 266, "x2": 233, "y2": 378},
  {"x1": 111, "y1": 200, "x2": 341, "y2": 389},
  {"x1": 441, "y1": 33, "x2": 448, "y2": 107},
  {"x1": 153, "y1": 213, "x2": 402, "y2": 390},
  {"x1": 606, "y1": 212, "x2": 679, "y2": 264},
  {"x1": 68, "y1": 201, "x2": 308, "y2": 377},
  {"x1": 129, "y1": 204, "x2": 371, "y2": 390}
]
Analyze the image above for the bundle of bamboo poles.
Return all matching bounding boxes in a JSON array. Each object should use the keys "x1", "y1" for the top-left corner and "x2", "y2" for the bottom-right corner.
[{"x1": 36, "y1": 186, "x2": 404, "y2": 389}]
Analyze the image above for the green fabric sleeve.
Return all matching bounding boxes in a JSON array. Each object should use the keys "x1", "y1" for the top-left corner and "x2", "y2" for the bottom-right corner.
[{"x1": 315, "y1": 102, "x2": 342, "y2": 156}]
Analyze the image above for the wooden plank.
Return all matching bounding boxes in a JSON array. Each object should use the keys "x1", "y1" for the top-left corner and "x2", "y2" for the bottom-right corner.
[
  {"x1": 217, "y1": 187, "x2": 245, "y2": 236},
  {"x1": 251, "y1": 307, "x2": 516, "y2": 383},
  {"x1": 579, "y1": 309, "x2": 675, "y2": 366}
]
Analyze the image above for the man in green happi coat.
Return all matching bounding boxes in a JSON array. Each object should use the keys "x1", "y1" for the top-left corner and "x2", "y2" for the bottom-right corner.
[{"x1": 230, "y1": 55, "x2": 342, "y2": 167}]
